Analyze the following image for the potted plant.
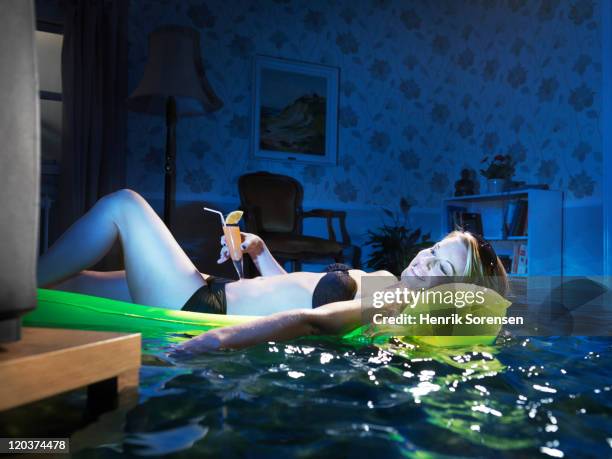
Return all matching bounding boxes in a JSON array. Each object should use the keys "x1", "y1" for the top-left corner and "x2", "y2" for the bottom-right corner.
[
  {"x1": 365, "y1": 197, "x2": 433, "y2": 276},
  {"x1": 480, "y1": 154, "x2": 515, "y2": 193}
]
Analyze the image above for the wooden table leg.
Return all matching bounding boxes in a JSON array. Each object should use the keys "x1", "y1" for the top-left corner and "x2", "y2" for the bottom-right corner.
[{"x1": 86, "y1": 368, "x2": 139, "y2": 417}]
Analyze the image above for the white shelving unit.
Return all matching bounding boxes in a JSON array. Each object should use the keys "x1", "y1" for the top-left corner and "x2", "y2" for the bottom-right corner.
[{"x1": 442, "y1": 189, "x2": 563, "y2": 278}]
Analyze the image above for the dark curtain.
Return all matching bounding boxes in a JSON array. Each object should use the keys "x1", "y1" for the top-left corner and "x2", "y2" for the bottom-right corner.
[{"x1": 55, "y1": 0, "x2": 128, "y2": 268}]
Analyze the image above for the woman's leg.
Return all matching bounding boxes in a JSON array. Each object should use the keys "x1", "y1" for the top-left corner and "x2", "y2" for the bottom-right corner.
[
  {"x1": 52, "y1": 270, "x2": 133, "y2": 302},
  {"x1": 38, "y1": 189, "x2": 206, "y2": 309}
]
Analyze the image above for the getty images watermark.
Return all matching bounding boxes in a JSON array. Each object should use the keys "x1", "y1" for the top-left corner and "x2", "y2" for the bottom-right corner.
[
  {"x1": 370, "y1": 284, "x2": 523, "y2": 327},
  {"x1": 359, "y1": 276, "x2": 612, "y2": 337}
]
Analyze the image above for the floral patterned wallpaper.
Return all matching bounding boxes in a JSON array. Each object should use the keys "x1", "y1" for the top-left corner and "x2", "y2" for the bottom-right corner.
[{"x1": 127, "y1": 0, "x2": 602, "y2": 211}]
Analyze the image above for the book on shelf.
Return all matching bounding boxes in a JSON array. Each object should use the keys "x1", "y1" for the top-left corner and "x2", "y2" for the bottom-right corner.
[
  {"x1": 498, "y1": 254, "x2": 512, "y2": 273},
  {"x1": 460, "y1": 212, "x2": 483, "y2": 236},
  {"x1": 447, "y1": 205, "x2": 467, "y2": 232},
  {"x1": 512, "y1": 243, "x2": 528, "y2": 274},
  {"x1": 505, "y1": 199, "x2": 528, "y2": 237},
  {"x1": 517, "y1": 201, "x2": 528, "y2": 235}
]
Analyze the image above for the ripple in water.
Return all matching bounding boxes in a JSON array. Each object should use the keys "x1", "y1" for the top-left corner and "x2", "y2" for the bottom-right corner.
[{"x1": 72, "y1": 335, "x2": 611, "y2": 458}]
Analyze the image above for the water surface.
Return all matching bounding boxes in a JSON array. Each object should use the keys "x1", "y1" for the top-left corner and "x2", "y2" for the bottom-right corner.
[{"x1": 72, "y1": 335, "x2": 612, "y2": 458}]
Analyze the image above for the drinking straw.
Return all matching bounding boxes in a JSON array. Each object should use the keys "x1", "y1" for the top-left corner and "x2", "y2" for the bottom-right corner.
[{"x1": 203, "y1": 207, "x2": 226, "y2": 226}]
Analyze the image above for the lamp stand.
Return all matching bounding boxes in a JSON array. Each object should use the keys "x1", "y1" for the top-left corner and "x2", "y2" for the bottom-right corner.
[{"x1": 164, "y1": 96, "x2": 177, "y2": 229}]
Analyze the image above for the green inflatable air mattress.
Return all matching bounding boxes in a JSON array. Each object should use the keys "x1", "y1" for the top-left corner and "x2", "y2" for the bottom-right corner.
[{"x1": 24, "y1": 289, "x2": 503, "y2": 347}]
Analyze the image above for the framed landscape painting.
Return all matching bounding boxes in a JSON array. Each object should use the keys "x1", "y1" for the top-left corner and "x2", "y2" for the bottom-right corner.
[{"x1": 251, "y1": 55, "x2": 339, "y2": 165}]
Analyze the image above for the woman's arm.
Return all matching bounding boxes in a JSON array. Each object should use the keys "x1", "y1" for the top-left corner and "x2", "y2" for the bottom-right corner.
[
  {"x1": 249, "y1": 243, "x2": 287, "y2": 276},
  {"x1": 175, "y1": 298, "x2": 363, "y2": 353},
  {"x1": 218, "y1": 232, "x2": 286, "y2": 276}
]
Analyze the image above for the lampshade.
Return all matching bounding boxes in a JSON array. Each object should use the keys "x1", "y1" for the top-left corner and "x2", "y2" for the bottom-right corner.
[{"x1": 128, "y1": 25, "x2": 222, "y2": 116}]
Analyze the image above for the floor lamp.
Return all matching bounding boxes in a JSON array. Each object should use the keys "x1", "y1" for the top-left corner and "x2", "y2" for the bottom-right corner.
[{"x1": 128, "y1": 26, "x2": 222, "y2": 229}]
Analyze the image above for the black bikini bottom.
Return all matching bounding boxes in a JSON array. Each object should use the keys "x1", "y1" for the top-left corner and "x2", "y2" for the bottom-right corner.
[{"x1": 181, "y1": 276, "x2": 233, "y2": 315}]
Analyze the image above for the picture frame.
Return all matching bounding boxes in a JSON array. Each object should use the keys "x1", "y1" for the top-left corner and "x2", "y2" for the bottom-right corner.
[{"x1": 251, "y1": 55, "x2": 339, "y2": 165}]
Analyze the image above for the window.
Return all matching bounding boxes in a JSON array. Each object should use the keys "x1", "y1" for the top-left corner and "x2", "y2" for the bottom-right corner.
[
  {"x1": 36, "y1": 22, "x2": 63, "y2": 252},
  {"x1": 36, "y1": 28, "x2": 63, "y2": 169}
]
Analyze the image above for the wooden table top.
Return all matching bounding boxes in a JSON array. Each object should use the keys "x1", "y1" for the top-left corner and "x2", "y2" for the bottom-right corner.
[{"x1": 0, "y1": 327, "x2": 141, "y2": 412}]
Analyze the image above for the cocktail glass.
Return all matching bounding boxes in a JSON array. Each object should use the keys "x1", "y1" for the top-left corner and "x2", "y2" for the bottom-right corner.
[{"x1": 223, "y1": 224, "x2": 244, "y2": 279}]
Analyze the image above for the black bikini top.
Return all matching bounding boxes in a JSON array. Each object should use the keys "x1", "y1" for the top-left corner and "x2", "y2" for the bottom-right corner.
[{"x1": 312, "y1": 263, "x2": 358, "y2": 308}]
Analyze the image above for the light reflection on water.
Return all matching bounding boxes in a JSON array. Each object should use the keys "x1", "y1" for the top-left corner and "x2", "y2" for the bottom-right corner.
[{"x1": 73, "y1": 335, "x2": 611, "y2": 458}]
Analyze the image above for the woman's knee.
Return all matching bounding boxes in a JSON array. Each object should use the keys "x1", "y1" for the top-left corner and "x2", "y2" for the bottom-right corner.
[
  {"x1": 99, "y1": 188, "x2": 148, "y2": 221},
  {"x1": 111, "y1": 188, "x2": 143, "y2": 204}
]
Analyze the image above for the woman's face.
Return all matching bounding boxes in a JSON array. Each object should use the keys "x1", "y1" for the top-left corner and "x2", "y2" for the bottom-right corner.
[{"x1": 400, "y1": 235, "x2": 468, "y2": 283}]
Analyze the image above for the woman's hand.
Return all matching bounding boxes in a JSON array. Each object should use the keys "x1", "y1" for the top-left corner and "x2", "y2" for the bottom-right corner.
[
  {"x1": 174, "y1": 330, "x2": 222, "y2": 354},
  {"x1": 218, "y1": 231, "x2": 286, "y2": 276},
  {"x1": 218, "y1": 231, "x2": 265, "y2": 264}
]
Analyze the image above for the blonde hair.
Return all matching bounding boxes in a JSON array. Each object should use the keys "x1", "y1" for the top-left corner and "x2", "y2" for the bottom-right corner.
[{"x1": 445, "y1": 230, "x2": 509, "y2": 297}]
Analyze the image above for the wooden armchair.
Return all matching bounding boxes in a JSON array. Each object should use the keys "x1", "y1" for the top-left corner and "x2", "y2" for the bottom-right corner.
[{"x1": 238, "y1": 172, "x2": 361, "y2": 272}]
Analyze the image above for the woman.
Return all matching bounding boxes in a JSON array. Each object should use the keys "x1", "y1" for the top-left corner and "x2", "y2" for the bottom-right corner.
[{"x1": 38, "y1": 189, "x2": 508, "y2": 351}]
